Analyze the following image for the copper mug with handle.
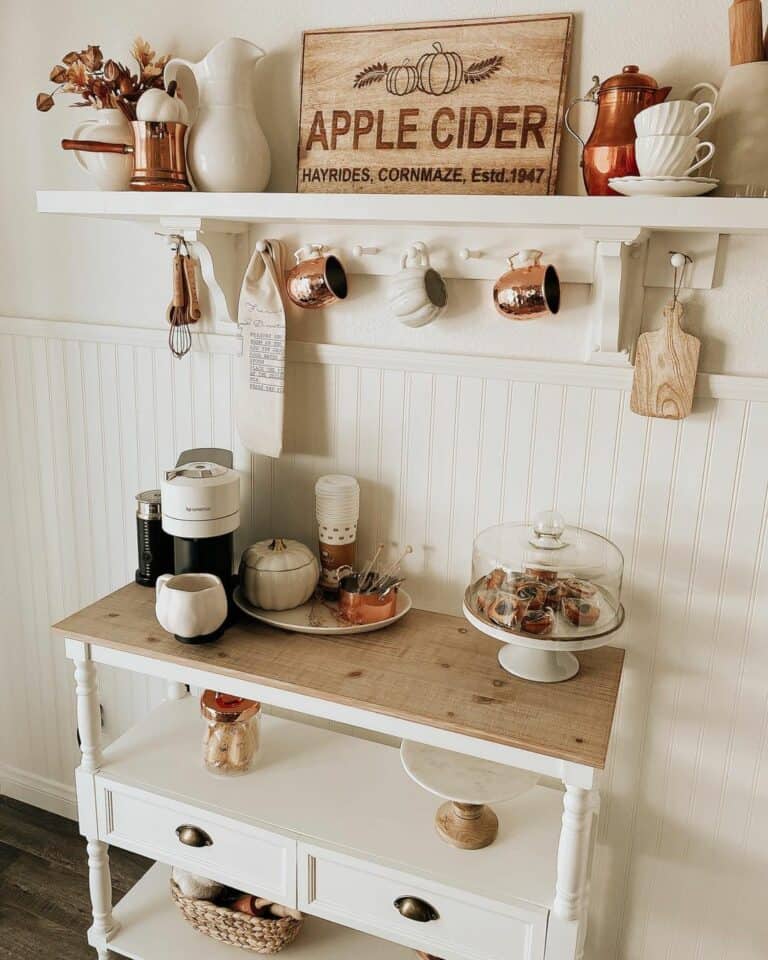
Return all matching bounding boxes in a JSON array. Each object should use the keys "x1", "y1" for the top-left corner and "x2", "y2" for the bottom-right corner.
[
  {"x1": 61, "y1": 120, "x2": 191, "y2": 191},
  {"x1": 285, "y1": 244, "x2": 348, "y2": 309},
  {"x1": 493, "y1": 250, "x2": 560, "y2": 320}
]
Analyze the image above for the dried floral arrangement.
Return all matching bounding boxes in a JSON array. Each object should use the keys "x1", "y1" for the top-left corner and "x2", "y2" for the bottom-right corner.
[{"x1": 36, "y1": 38, "x2": 173, "y2": 120}]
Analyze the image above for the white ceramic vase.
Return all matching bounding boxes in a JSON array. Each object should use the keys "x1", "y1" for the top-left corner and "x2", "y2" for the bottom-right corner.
[
  {"x1": 165, "y1": 38, "x2": 271, "y2": 192},
  {"x1": 712, "y1": 62, "x2": 768, "y2": 196},
  {"x1": 69, "y1": 109, "x2": 133, "y2": 190},
  {"x1": 155, "y1": 573, "x2": 227, "y2": 641}
]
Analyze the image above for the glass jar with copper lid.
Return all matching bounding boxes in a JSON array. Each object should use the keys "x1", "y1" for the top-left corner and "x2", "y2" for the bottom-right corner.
[{"x1": 200, "y1": 691, "x2": 261, "y2": 776}]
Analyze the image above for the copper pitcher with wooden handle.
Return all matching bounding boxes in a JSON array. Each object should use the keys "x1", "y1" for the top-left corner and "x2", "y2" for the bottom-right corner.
[
  {"x1": 62, "y1": 121, "x2": 191, "y2": 191},
  {"x1": 564, "y1": 66, "x2": 672, "y2": 195}
]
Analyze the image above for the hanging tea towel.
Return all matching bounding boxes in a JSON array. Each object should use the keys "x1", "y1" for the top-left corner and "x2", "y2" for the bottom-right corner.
[{"x1": 236, "y1": 240, "x2": 287, "y2": 457}]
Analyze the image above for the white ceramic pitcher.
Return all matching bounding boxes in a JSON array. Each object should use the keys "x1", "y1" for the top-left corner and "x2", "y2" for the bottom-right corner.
[{"x1": 165, "y1": 38, "x2": 271, "y2": 192}]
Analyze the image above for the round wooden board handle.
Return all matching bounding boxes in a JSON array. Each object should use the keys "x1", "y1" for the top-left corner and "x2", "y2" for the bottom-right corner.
[{"x1": 729, "y1": 0, "x2": 764, "y2": 65}]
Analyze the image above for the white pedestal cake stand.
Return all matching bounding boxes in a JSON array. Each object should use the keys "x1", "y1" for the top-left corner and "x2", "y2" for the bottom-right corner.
[
  {"x1": 400, "y1": 740, "x2": 539, "y2": 850},
  {"x1": 463, "y1": 586, "x2": 625, "y2": 683}
]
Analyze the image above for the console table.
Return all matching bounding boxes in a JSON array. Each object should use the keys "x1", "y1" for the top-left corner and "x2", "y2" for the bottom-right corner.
[{"x1": 54, "y1": 582, "x2": 624, "y2": 960}]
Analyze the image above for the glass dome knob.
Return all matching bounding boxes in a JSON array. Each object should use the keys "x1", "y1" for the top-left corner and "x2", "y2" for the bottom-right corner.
[{"x1": 530, "y1": 510, "x2": 566, "y2": 548}]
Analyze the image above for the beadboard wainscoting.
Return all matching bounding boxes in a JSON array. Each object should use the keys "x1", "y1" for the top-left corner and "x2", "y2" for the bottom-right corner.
[{"x1": 1, "y1": 315, "x2": 767, "y2": 960}]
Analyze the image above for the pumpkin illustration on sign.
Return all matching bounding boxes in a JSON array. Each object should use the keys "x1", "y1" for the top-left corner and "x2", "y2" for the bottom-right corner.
[
  {"x1": 386, "y1": 59, "x2": 419, "y2": 97},
  {"x1": 353, "y1": 42, "x2": 503, "y2": 96}
]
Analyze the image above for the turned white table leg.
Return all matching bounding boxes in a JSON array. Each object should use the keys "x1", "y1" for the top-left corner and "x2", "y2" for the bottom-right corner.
[
  {"x1": 166, "y1": 680, "x2": 188, "y2": 700},
  {"x1": 88, "y1": 837, "x2": 117, "y2": 951},
  {"x1": 74, "y1": 652, "x2": 104, "y2": 774},
  {"x1": 553, "y1": 784, "x2": 594, "y2": 921},
  {"x1": 73, "y1": 646, "x2": 118, "y2": 952}
]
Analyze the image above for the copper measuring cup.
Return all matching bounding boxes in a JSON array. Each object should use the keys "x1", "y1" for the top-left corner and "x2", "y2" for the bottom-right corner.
[
  {"x1": 285, "y1": 245, "x2": 348, "y2": 309},
  {"x1": 61, "y1": 121, "x2": 191, "y2": 191},
  {"x1": 493, "y1": 250, "x2": 560, "y2": 320}
]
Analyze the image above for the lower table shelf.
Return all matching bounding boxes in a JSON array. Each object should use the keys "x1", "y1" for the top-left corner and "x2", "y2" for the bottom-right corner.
[{"x1": 110, "y1": 863, "x2": 416, "y2": 960}]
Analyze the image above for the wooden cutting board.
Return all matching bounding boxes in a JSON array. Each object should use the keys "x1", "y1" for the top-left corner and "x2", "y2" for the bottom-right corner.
[{"x1": 630, "y1": 300, "x2": 700, "y2": 420}]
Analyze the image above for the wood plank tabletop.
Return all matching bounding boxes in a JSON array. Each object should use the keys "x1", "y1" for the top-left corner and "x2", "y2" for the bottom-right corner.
[{"x1": 53, "y1": 583, "x2": 624, "y2": 769}]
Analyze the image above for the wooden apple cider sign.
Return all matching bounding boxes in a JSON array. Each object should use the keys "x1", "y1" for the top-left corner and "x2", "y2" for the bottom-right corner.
[{"x1": 297, "y1": 14, "x2": 573, "y2": 195}]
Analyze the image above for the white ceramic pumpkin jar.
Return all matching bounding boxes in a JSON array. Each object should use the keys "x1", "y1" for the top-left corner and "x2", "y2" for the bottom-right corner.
[{"x1": 239, "y1": 538, "x2": 320, "y2": 611}]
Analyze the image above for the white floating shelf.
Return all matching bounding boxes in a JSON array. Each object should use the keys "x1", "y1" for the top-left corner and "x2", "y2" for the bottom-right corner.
[
  {"x1": 110, "y1": 863, "x2": 415, "y2": 960},
  {"x1": 36, "y1": 190, "x2": 768, "y2": 233}
]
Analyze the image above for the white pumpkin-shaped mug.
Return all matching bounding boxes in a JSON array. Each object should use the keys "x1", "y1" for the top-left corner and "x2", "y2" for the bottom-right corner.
[
  {"x1": 240, "y1": 538, "x2": 320, "y2": 611},
  {"x1": 387, "y1": 246, "x2": 448, "y2": 328},
  {"x1": 155, "y1": 573, "x2": 228, "y2": 644}
]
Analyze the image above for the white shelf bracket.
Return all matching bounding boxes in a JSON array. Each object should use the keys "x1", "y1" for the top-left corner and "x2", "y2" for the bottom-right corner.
[
  {"x1": 582, "y1": 226, "x2": 648, "y2": 367},
  {"x1": 156, "y1": 217, "x2": 244, "y2": 329}
]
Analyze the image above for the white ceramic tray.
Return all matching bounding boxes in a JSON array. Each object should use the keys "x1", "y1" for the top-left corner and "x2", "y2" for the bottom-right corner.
[{"x1": 233, "y1": 585, "x2": 412, "y2": 636}]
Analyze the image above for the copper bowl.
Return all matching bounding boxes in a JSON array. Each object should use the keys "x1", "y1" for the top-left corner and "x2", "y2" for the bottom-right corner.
[
  {"x1": 338, "y1": 575, "x2": 398, "y2": 625},
  {"x1": 285, "y1": 247, "x2": 348, "y2": 309}
]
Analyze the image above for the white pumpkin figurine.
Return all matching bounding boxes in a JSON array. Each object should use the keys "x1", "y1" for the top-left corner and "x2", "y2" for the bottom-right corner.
[
  {"x1": 136, "y1": 81, "x2": 189, "y2": 125},
  {"x1": 240, "y1": 538, "x2": 319, "y2": 611}
]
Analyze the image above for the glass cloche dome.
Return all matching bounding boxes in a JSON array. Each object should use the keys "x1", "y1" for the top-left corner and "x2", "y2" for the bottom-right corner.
[{"x1": 467, "y1": 511, "x2": 624, "y2": 643}]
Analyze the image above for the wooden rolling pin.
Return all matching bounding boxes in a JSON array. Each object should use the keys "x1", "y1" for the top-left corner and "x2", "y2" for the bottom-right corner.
[{"x1": 729, "y1": 0, "x2": 764, "y2": 65}]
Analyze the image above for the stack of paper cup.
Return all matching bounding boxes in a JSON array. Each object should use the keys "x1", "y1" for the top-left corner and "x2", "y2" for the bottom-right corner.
[{"x1": 315, "y1": 475, "x2": 359, "y2": 592}]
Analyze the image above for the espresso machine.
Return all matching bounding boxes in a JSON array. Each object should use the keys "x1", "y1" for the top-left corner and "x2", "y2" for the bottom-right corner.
[{"x1": 161, "y1": 448, "x2": 240, "y2": 597}]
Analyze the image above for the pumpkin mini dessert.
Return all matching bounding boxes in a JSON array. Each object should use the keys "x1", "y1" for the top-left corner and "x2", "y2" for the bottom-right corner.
[
  {"x1": 512, "y1": 579, "x2": 548, "y2": 610},
  {"x1": 546, "y1": 580, "x2": 571, "y2": 605},
  {"x1": 486, "y1": 594, "x2": 520, "y2": 629},
  {"x1": 523, "y1": 565, "x2": 558, "y2": 583},
  {"x1": 520, "y1": 607, "x2": 555, "y2": 636},
  {"x1": 562, "y1": 598, "x2": 601, "y2": 627},
  {"x1": 562, "y1": 577, "x2": 598, "y2": 600}
]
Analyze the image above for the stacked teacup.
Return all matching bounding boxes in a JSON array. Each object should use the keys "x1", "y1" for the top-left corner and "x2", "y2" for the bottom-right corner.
[
  {"x1": 634, "y1": 85, "x2": 717, "y2": 180},
  {"x1": 315, "y1": 475, "x2": 360, "y2": 591}
]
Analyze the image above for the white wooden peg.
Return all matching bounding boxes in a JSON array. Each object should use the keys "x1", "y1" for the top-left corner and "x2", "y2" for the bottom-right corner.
[
  {"x1": 352, "y1": 244, "x2": 379, "y2": 256},
  {"x1": 255, "y1": 239, "x2": 268, "y2": 253},
  {"x1": 670, "y1": 251, "x2": 688, "y2": 269},
  {"x1": 459, "y1": 248, "x2": 483, "y2": 260}
]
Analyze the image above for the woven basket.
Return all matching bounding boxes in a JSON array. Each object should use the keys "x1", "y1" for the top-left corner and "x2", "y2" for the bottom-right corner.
[{"x1": 170, "y1": 880, "x2": 303, "y2": 954}]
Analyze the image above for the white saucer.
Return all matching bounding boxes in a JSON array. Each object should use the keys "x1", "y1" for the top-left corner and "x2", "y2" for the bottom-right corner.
[
  {"x1": 609, "y1": 175, "x2": 719, "y2": 197},
  {"x1": 233, "y1": 585, "x2": 412, "y2": 636}
]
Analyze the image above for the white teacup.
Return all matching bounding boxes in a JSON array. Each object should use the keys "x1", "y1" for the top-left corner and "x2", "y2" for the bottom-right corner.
[
  {"x1": 635, "y1": 134, "x2": 715, "y2": 178},
  {"x1": 155, "y1": 572, "x2": 227, "y2": 643},
  {"x1": 387, "y1": 246, "x2": 447, "y2": 328},
  {"x1": 634, "y1": 82, "x2": 718, "y2": 137}
]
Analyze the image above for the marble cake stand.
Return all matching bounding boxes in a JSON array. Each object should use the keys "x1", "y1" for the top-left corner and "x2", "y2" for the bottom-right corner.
[{"x1": 400, "y1": 740, "x2": 539, "y2": 850}]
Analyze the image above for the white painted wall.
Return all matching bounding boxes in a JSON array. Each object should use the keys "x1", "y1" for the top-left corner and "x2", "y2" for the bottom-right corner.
[{"x1": 2, "y1": 2, "x2": 768, "y2": 960}]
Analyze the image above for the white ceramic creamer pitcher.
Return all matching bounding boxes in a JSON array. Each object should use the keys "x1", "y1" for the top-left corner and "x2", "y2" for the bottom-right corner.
[
  {"x1": 165, "y1": 38, "x2": 271, "y2": 192},
  {"x1": 155, "y1": 572, "x2": 227, "y2": 644}
]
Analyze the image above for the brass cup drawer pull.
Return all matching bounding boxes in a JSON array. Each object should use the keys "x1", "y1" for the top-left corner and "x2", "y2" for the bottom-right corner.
[
  {"x1": 175, "y1": 824, "x2": 213, "y2": 847},
  {"x1": 393, "y1": 896, "x2": 439, "y2": 922}
]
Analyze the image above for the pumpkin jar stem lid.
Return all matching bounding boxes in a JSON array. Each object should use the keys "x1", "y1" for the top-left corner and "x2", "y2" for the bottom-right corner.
[
  {"x1": 270, "y1": 538, "x2": 287, "y2": 551},
  {"x1": 200, "y1": 690, "x2": 261, "y2": 724}
]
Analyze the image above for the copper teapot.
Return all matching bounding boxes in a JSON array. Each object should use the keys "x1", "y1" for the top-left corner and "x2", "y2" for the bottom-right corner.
[{"x1": 565, "y1": 66, "x2": 671, "y2": 195}]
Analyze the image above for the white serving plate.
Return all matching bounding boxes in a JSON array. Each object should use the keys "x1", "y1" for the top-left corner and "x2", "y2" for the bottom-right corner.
[
  {"x1": 609, "y1": 175, "x2": 719, "y2": 197},
  {"x1": 233, "y1": 585, "x2": 412, "y2": 635}
]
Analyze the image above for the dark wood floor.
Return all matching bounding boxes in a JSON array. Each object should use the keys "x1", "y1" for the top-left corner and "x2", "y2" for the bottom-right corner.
[{"x1": 0, "y1": 797, "x2": 150, "y2": 959}]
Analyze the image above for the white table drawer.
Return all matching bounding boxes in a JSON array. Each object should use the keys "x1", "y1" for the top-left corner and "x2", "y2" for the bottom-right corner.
[
  {"x1": 96, "y1": 781, "x2": 296, "y2": 906},
  {"x1": 298, "y1": 843, "x2": 546, "y2": 960}
]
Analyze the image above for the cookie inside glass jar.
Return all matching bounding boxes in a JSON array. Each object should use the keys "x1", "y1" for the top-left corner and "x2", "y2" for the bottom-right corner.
[{"x1": 201, "y1": 691, "x2": 261, "y2": 776}]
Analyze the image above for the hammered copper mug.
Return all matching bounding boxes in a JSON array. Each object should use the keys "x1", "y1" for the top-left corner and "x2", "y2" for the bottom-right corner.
[
  {"x1": 493, "y1": 250, "x2": 560, "y2": 320},
  {"x1": 285, "y1": 245, "x2": 348, "y2": 309}
]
